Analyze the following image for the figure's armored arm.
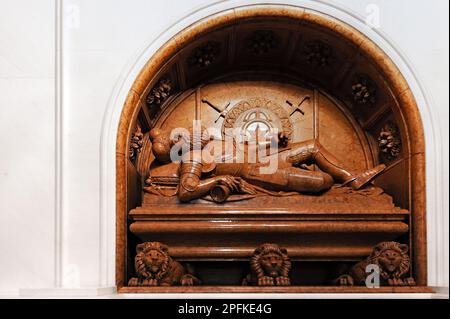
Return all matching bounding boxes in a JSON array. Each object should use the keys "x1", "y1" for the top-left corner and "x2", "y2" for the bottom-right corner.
[{"x1": 177, "y1": 159, "x2": 243, "y2": 202}]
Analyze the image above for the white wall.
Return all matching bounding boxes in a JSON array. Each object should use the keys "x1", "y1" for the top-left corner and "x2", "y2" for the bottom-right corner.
[
  {"x1": 0, "y1": 0, "x2": 448, "y2": 296},
  {"x1": 0, "y1": 0, "x2": 56, "y2": 293}
]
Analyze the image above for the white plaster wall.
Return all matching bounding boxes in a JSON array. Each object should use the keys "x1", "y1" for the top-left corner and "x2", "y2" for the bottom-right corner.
[
  {"x1": 0, "y1": 0, "x2": 447, "y2": 296},
  {"x1": 0, "y1": 0, "x2": 56, "y2": 294}
]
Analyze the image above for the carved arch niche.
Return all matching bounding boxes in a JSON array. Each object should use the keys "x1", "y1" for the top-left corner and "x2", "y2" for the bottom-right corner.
[{"x1": 116, "y1": 6, "x2": 428, "y2": 292}]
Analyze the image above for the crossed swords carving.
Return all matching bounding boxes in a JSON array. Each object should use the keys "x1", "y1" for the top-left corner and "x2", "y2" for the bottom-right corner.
[
  {"x1": 286, "y1": 95, "x2": 310, "y2": 116},
  {"x1": 201, "y1": 99, "x2": 231, "y2": 123},
  {"x1": 201, "y1": 95, "x2": 310, "y2": 121}
]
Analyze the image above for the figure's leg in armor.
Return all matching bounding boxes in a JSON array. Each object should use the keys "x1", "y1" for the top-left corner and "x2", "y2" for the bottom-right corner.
[
  {"x1": 240, "y1": 164, "x2": 334, "y2": 193},
  {"x1": 285, "y1": 140, "x2": 385, "y2": 189}
]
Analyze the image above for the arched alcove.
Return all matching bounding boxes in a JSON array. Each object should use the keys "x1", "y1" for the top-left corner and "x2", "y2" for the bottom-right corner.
[{"x1": 114, "y1": 5, "x2": 427, "y2": 292}]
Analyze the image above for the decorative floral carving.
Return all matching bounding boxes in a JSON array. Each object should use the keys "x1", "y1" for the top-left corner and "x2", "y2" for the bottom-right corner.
[
  {"x1": 351, "y1": 75, "x2": 376, "y2": 105},
  {"x1": 248, "y1": 30, "x2": 278, "y2": 55},
  {"x1": 378, "y1": 122, "x2": 401, "y2": 160},
  {"x1": 146, "y1": 77, "x2": 172, "y2": 107},
  {"x1": 302, "y1": 40, "x2": 334, "y2": 67},
  {"x1": 129, "y1": 126, "x2": 144, "y2": 161},
  {"x1": 188, "y1": 41, "x2": 221, "y2": 68},
  {"x1": 242, "y1": 243, "x2": 291, "y2": 286}
]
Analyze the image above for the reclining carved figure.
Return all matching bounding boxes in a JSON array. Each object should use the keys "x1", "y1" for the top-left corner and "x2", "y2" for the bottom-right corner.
[{"x1": 145, "y1": 128, "x2": 386, "y2": 203}]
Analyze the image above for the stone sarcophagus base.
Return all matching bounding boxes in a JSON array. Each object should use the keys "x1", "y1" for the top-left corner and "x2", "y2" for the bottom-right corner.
[{"x1": 129, "y1": 186, "x2": 409, "y2": 262}]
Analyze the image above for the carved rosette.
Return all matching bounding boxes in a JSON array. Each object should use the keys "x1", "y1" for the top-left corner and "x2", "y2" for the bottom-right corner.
[
  {"x1": 351, "y1": 74, "x2": 377, "y2": 105},
  {"x1": 243, "y1": 243, "x2": 292, "y2": 286},
  {"x1": 129, "y1": 126, "x2": 144, "y2": 161},
  {"x1": 302, "y1": 40, "x2": 334, "y2": 67},
  {"x1": 188, "y1": 41, "x2": 221, "y2": 68},
  {"x1": 378, "y1": 122, "x2": 401, "y2": 161},
  {"x1": 146, "y1": 77, "x2": 172, "y2": 119},
  {"x1": 247, "y1": 30, "x2": 278, "y2": 55}
]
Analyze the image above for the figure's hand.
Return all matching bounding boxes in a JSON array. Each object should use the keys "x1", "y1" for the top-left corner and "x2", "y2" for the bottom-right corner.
[
  {"x1": 216, "y1": 175, "x2": 242, "y2": 192},
  {"x1": 238, "y1": 181, "x2": 257, "y2": 195},
  {"x1": 275, "y1": 276, "x2": 291, "y2": 286},
  {"x1": 336, "y1": 275, "x2": 354, "y2": 286},
  {"x1": 258, "y1": 276, "x2": 275, "y2": 286},
  {"x1": 216, "y1": 176, "x2": 258, "y2": 195}
]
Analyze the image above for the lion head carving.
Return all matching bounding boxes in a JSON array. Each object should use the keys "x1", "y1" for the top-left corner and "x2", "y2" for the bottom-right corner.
[
  {"x1": 129, "y1": 241, "x2": 200, "y2": 287},
  {"x1": 334, "y1": 241, "x2": 415, "y2": 286},
  {"x1": 134, "y1": 241, "x2": 171, "y2": 280},
  {"x1": 244, "y1": 243, "x2": 292, "y2": 286},
  {"x1": 368, "y1": 241, "x2": 410, "y2": 280}
]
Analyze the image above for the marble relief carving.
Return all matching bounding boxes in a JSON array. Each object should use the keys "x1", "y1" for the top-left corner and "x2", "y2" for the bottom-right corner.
[
  {"x1": 129, "y1": 125, "x2": 144, "y2": 161},
  {"x1": 335, "y1": 241, "x2": 415, "y2": 286},
  {"x1": 146, "y1": 77, "x2": 172, "y2": 106},
  {"x1": 302, "y1": 40, "x2": 334, "y2": 67},
  {"x1": 378, "y1": 122, "x2": 402, "y2": 160},
  {"x1": 243, "y1": 243, "x2": 292, "y2": 286},
  {"x1": 128, "y1": 242, "x2": 200, "y2": 287},
  {"x1": 247, "y1": 30, "x2": 278, "y2": 55},
  {"x1": 189, "y1": 41, "x2": 221, "y2": 68},
  {"x1": 351, "y1": 74, "x2": 377, "y2": 105},
  {"x1": 118, "y1": 6, "x2": 427, "y2": 292}
]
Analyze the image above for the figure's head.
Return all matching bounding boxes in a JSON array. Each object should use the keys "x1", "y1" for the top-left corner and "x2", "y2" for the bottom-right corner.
[
  {"x1": 149, "y1": 126, "x2": 212, "y2": 163},
  {"x1": 250, "y1": 243, "x2": 291, "y2": 278},
  {"x1": 134, "y1": 242, "x2": 170, "y2": 279},
  {"x1": 368, "y1": 241, "x2": 410, "y2": 278},
  {"x1": 149, "y1": 128, "x2": 173, "y2": 163}
]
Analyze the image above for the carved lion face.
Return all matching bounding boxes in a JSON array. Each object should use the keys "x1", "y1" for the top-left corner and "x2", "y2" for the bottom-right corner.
[
  {"x1": 377, "y1": 249, "x2": 403, "y2": 273},
  {"x1": 260, "y1": 252, "x2": 283, "y2": 277},
  {"x1": 142, "y1": 249, "x2": 167, "y2": 273}
]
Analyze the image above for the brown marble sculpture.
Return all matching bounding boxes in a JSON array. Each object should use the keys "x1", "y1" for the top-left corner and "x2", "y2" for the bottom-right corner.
[
  {"x1": 243, "y1": 243, "x2": 291, "y2": 286},
  {"x1": 145, "y1": 128, "x2": 386, "y2": 203},
  {"x1": 128, "y1": 241, "x2": 200, "y2": 287},
  {"x1": 335, "y1": 241, "x2": 416, "y2": 286}
]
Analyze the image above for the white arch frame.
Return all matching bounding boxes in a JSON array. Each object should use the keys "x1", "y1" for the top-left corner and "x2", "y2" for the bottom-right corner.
[{"x1": 100, "y1": 0, "x2": 447, "y2": 296}]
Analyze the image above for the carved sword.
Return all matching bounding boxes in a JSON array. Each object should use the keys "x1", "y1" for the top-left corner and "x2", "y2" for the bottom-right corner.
[
  {"x1": 286, "y1": 95, "x2": 310, "y2": 117},
  {"x1": 201, "y1": 99, "x2": 231, "y2": 123}
]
